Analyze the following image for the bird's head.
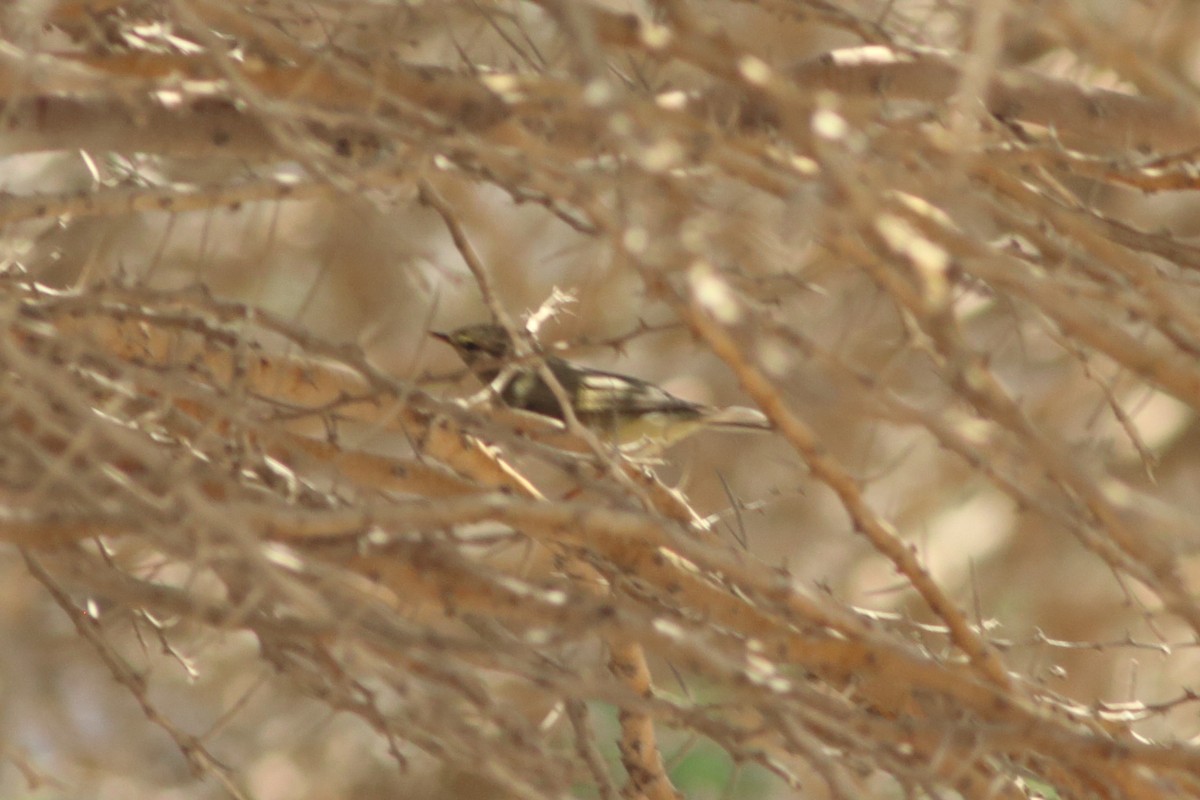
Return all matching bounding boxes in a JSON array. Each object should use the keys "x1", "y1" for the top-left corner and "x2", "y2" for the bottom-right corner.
[{"x1": 431, "y1": 323, "x2": 515, "y2": 381}]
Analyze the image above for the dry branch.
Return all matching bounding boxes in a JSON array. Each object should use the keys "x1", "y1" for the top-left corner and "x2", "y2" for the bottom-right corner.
[{"x1": 4, "y1": 1, "x2": 1200, "y2": 798}]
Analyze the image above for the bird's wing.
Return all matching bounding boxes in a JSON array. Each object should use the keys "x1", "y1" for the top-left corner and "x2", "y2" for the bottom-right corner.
[{"x1": 566, "y1": 365, "x2": 704, "y2": 417}]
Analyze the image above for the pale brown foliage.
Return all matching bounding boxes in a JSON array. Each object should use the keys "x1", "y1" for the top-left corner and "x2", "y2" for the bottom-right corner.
[{"x1": 4, "y1": 1, "x2": 1200, "y2": 799}]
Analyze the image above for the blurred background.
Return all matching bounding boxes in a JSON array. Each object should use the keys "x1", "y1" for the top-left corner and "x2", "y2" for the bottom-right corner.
[{"x1": 4, "y1": 0, "x2": 1200, "y2": 797}]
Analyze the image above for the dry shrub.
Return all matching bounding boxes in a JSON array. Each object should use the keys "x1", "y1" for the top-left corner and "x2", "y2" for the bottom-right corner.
[{"x1": 3, "y1": 1, "x2": 1200, "y2": 798}]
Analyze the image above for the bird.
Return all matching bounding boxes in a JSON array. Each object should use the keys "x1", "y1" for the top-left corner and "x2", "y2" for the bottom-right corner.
[{"x1": 432, "y1": 323, "x2": 772, "y2": 448}]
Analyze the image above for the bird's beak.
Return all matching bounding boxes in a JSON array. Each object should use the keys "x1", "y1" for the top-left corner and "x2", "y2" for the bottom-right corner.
[{"x1": 429, "y1": 330, "x2": 452, "y2": 343}]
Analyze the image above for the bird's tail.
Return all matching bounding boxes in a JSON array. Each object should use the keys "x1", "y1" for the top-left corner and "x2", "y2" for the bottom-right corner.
[{"x1": 703, "y1": 405, "x2": 772, "y2": 432}]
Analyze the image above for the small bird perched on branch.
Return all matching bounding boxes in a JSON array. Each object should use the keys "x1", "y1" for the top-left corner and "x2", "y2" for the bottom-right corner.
[{"x1": 432, "y1": 323, "x2": 772, "y2": 449}]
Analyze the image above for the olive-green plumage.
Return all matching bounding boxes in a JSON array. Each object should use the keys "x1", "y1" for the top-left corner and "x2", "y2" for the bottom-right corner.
[{"x1": 432, "y1": 323, "x2": 771, "y2": 447}]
